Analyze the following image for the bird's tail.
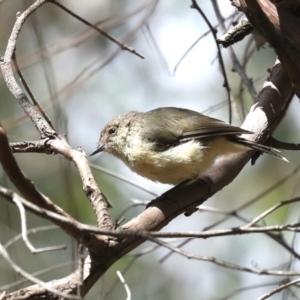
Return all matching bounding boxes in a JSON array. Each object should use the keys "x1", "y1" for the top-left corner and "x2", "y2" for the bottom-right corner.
[{"x1": 237, "y1": 138, "x2": 289, "y2": 162}]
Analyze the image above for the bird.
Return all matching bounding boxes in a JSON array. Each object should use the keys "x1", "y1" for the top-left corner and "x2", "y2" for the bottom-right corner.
[{"x1": 90, "y1": 107, "x2": 286, "y2": 185}]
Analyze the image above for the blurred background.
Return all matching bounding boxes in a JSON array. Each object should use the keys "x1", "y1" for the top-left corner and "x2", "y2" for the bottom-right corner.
[{"x1": 1, "y1": 0, "x2": 300, "y2": 299}]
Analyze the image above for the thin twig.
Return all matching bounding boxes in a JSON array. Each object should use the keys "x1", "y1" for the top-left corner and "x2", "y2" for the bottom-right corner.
[
  {"x1": 211, "y1": 0, "x2": 257, "y2": 101},
  {"x1": 0, "y1": 243, "x2": 80, "y2": 299},
  {"x1": 244, "y1": 197, "x2": 300, "y2": 228},
  {"x1": 13, "y1": 195, "x2": 66, "y2": 253},
  {"x1": 202, "y1": 164, "x2": 300, "y2": 231},
  {"x1": 51, "y1": 0, "x2": 144, "y2": 59},
  {"x1": 269, "y1": 137, "x2": 300, "y2": 150},
  {"x1": 0, "y1": 0, "x2": 56, "y2": 138},
  {"x1": 12, "y1": 53, "x2": 54, "y2": 129},
  {"x1": 90, "y1": 163, "x2": 159, "y2": 197},
  {"x1": 191, "y1": 0, "x2": 232, "y2": 123},
  {"x1": 3, "y1": 225, "x2": 59, "y2": 249},
  {"x1": 143, "y1": 235, "x2": 300, "y2": 277},
  {"x1": 216, "y1": 280, "x2": 281, "y2": 300},
  {"x1": 256, "y1": 277, "x2": 300, "y2": 300},
  {"x1": 0, "y1": 186, "x2": 103, "y2": 252},
  {"x1": 26, "y1": 1, "x2": 63, "y2": 131},
  {"x1": 217, "y1": 19, "x2": 253, "y2": 47},
  {"x1": 4, "y1": 184, "x2": 300, "y2": 241},
  {"x1": 0, "y1": 261, "x2": 74, "y2": 290},
  {"x1": 116, "y1": 271, "x2": 131, "y2": 300}
]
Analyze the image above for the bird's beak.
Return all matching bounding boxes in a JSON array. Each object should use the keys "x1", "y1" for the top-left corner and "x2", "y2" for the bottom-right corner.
[{"x1": 89, "y1": 143, "x2": 106, "y2": 156}]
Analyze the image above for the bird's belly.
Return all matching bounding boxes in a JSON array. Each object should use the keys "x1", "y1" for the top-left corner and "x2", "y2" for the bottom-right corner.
[
  {"x1": 132, "y1": 160, "x2": 206, "y2": 185},
  {"x1": 126, "y1": 140, "x2": 213, "y2": 185}
]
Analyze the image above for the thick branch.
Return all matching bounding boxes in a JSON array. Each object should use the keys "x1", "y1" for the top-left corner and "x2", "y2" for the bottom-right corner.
[{"x1": 5, "y1": 59, "x2": 293, "y2": 299}]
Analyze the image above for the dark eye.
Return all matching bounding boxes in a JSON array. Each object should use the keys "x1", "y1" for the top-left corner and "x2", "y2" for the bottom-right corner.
[{"x1": 108, "y1": 127, "x2": 117, "y2": 136}]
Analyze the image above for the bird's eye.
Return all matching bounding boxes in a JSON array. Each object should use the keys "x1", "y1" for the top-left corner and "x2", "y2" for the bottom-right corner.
[{"x1": 108, "y1": 127, "x2": 117, "y2": 136}]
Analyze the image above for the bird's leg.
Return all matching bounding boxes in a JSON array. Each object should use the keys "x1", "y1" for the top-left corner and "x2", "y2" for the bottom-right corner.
[{"x1": 146, "y1": 179, "x2": 190, "y2": 209}]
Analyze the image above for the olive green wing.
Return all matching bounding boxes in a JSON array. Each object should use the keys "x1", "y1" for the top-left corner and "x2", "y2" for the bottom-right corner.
[
  {"x1": 178, "y1": 114, "x2": 252, "y2": 142},
  {"x1": 141, "y1": 107, "x2": 251, "y2": 151}
]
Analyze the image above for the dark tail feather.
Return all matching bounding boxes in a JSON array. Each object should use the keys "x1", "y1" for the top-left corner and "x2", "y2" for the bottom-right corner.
[{"x1": 237, "y1": 138, "x2": 289, "y2": 162}]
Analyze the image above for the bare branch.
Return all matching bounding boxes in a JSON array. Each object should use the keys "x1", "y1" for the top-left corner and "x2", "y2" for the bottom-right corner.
[
  {"x1": 212, "y1": 0, "x2": 257, "y2": 101},
  {"x1": 13, "y1": 195, "x2": 66, "y2": 253},
  {"x1": 51, "y1": 0, "x2": 144, "y2": 59},
  {"x1": 256, "y1": 277, "x2": 300, "y2": 300},
  {"x1": 12, "y1": 53, "x2": 54, "y2": 129},
  {"x1": 191, "y1": 0, "x2": 232, "y2": 122},
  {"x1": 217, "y1": 19, "x2": 253, "y2": 47},
  {"x1": 116, "y1": 271, "x2": 131, "y2": 300},
  {"x1": 0, "y1": 243, "x2": 81, "y2": 299},
  {"x1": 0, "y1": 186, "x2": 107, "y2": 253},
  {"x1": 10, "y1": 140, "x2": 52, "y2": 154},
  {"x1": 244, "y1": 197, "x2": 300, "y2": 228},
  {"x1": 90, "y1": 163, "x2": 159, "y2": 197},
  {"x1": 269, "y1": 137, "x2": 300, "y2": 150}
]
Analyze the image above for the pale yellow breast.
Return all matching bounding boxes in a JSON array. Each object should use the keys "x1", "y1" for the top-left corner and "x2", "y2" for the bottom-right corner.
[{"x1": 122, "y1": 136, "x2": 248, "y2": 185}]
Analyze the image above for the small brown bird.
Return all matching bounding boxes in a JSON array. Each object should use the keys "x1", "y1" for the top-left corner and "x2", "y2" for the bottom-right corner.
[{"x1": 90, "y1": 107, "x2": 286, "y2": 185}]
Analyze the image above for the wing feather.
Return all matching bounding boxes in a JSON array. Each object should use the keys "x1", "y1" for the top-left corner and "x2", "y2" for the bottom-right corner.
[{"x1": 140, "y1": 107, "x2": 251, "y2": 150}]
